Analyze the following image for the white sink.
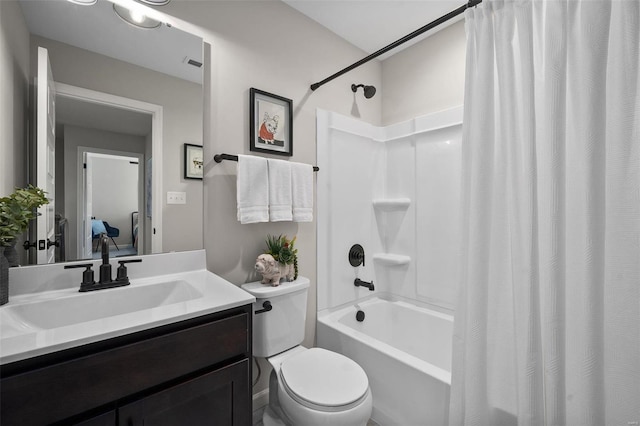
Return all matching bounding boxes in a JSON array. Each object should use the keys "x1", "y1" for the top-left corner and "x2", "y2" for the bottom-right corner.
[
  {"x1": 0, "y1": 251, "x2": 256, "y2": 365},
  {"x1": 1, "y1": 279, "x2": 203, "y2": 332}
]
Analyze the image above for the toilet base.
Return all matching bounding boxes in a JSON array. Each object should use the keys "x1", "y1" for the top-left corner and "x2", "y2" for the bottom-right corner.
[{"x1": 263, "y1": 406, "x2": 288, "y2": 426}]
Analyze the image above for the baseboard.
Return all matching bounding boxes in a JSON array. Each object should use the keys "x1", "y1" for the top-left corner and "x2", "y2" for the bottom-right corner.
[
  {"x1": 253, "y1": 388, "x2": 269, "y2": 411},
  {"x1": 252, "y1": 388, "x2": 269, "y2": 424}
]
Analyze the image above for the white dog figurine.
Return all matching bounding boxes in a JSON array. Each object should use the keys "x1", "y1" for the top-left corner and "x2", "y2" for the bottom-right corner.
[{"x1": 255, "y1": 253, "x2": 294, "y2": 286}]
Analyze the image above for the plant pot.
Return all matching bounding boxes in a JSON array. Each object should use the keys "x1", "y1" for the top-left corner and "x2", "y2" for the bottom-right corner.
[
  {"x1": 1, "y1": 246, "x2": 9, "y2": 305},
  {"x1": 4, "y1": 240, "x2": 19, "y2": 267}
]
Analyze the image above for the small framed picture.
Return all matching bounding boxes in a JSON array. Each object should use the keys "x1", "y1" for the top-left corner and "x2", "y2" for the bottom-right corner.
[
  {"x1": 184, "y1": 143, "x2": 203, "y2": 180},
  {"x1": 249, "y1": 88, "x2": 293, "y2": 157}
]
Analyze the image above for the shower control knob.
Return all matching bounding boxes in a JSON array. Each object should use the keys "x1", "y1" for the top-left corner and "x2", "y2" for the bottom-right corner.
[{"x1": 349, "y1": 244, "x2": 365, "y2": 267}]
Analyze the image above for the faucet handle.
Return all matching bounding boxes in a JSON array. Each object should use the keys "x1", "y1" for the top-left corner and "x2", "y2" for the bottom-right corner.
[
  {"x1": 116, "y1": 259, "x2": 142, "y2": 282},
  {"x1": 65, "y1": 263, "x2": 96, "y2": 291}
]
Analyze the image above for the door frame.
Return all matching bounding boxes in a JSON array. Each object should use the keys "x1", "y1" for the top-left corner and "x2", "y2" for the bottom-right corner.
[
  {"x1": 56, "y1": 83, "x2": 163, "y2": 254},
  {"x1": 78, "y1": 149, "x2": 144, "y2": 259}
]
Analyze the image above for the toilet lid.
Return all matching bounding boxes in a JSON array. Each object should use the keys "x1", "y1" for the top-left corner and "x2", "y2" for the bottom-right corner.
[{"x1": 279, "y1": 348, "x2": 369, "y2": 408}]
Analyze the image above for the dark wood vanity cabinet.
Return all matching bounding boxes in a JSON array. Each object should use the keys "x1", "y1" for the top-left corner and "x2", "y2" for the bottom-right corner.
[{"x1": 0, "y1": 305, "x2": 252, "y2": 426}]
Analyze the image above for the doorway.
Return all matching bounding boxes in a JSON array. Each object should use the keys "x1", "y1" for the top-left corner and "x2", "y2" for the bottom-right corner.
[
  {"x1": 54, "y1": 83, "x2": 163, "y2": 261},
  {"x1": 79, "y1": 151, "x2": 143, "y2": 260}
]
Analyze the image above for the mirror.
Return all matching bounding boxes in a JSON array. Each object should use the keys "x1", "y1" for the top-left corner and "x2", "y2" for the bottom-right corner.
[{"x1": 18, "y1": 0, "x2": 204, "y2": 263}]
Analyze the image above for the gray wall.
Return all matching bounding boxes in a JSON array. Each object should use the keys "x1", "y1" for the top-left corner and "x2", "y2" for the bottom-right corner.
[
  {"x1": 0, "y1": 0, "x2": 30, "y2": 265},
  {"x1": 0, "y1": 0, "x2": 29, "y2": 195},
  {"x1": 31, "y1": 35, "x2": 204, "y2": 254},
  {"x1": 382, "y1": 21, "x2": 466, "y2": 125},
  {"x1": 161, "y1": 0, "x2": 383, "y2": 398}
]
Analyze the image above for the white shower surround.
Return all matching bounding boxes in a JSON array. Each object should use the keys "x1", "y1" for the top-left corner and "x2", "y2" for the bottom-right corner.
[
  {"x1": 316, "y1": 107, "x2": 463, "y2": 425},
  {"x1": 316, "y1": 106, "x2": 463, "y2": 312}
]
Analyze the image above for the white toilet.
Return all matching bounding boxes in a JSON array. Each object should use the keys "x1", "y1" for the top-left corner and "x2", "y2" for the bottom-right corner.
[{"x1": 241, "y1": 277, "x2": 373, "y2": 426}]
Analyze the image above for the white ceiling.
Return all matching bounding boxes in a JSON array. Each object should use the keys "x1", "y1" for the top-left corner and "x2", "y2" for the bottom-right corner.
[
  {"x1": 18, "y1": 0, "x2": 203, "y2": 84},
  {"x1": 282, "y1": 0, "x2": 465, "y2": 60},
  {"x1": 19, "y1": 0, "x2": 201, "y2": 136}
]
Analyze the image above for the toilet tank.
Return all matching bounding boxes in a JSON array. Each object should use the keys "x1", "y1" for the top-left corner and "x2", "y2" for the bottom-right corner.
[{"x1": 241, "y1": 277, "x2": 310, "y2": 358}]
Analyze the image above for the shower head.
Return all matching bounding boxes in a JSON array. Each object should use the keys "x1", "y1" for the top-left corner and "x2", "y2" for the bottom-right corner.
[{"x1": 351, "y1": 84, "x2": 376, "y2": 99}]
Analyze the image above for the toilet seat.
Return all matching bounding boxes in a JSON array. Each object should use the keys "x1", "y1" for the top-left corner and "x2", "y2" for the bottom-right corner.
[{"x1": 278, "y1": 347, "x2": 370, "y2": 412}]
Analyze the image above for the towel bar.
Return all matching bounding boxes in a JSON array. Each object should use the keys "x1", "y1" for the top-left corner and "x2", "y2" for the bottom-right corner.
[{"x1": 214, "y1": 153, "x2": 319, "y2": 172}]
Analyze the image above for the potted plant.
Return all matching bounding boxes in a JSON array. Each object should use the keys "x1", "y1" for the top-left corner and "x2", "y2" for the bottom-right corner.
[
  {"x1": 255, "y1": 234, "x2": 299, "y2": 285},
  {"x1": 0, "y1": 185, "x2": 48, "y2": 304}
]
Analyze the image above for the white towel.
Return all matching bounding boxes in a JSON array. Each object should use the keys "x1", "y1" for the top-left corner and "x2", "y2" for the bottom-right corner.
[
  {"x1": 291, "y1": 162, "x2": 313, "y2": 222},
  {"x1": 237, "y1": 155, "x2": 269, "y2": 224},
  {"x1": 267, "y1": 159, "x2": 293, "y2": 222}
]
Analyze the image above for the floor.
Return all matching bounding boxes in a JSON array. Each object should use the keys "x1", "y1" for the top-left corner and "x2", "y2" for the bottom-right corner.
[
  {"x1": 91, "y1": 244, "x2": 137, "y2": 259},
  {"x1": 251, "y1": 406, "x2": 379, "y2": 426}
]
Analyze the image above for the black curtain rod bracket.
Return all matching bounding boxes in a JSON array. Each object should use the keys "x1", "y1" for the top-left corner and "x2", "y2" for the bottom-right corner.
[
  {"x1": 310, "y1": 0, "x2": 482, "y2": 92},
  {"x1": 214, "y1": 153, "x2": 319, "y2": 172}
]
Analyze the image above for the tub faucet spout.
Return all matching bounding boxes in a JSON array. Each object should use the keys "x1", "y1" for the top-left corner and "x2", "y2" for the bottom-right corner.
[{"x1": 354, "y1": 278, "x2": 374, "y2": 291}]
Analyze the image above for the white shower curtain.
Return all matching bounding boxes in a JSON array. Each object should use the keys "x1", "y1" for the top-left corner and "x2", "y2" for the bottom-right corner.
[{"x1": 450, "y1": 1, "x2": 640, "y2": 425}]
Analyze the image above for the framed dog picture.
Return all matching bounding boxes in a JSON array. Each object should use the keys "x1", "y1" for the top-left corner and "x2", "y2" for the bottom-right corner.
[
  {"x1": 249, "y1": 88, "x2": 293, "y2": 157},
  {"x1": 184, "y1": 143, "x2": 203, "y2": 180}
]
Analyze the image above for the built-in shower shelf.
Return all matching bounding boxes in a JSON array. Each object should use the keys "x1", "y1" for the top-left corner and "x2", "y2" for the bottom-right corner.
[
  {"x1": 372, "y1": 198, "x2": 411, "y2": 211},
  {"x1": 372, "y1": 253, "x2": 411, "y2": 266}
]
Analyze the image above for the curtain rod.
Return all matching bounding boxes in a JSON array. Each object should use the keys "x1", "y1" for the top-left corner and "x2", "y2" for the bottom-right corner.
[
  {"x1": 310, "y1": 0, "x2": 482, "y2": 92},
  {"x1": 214, "y1": 153, "x2": 320, "y2": 172}
]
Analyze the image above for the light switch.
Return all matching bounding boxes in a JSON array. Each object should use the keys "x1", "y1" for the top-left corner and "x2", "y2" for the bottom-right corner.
[{"x1": 167, "y1": 191, "x2": 186, "y2": 204}]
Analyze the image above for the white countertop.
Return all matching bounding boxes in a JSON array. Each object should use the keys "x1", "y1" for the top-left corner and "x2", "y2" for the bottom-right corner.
[{"x1": 0, "y1": 250, "x2": 255, "y2": 365}]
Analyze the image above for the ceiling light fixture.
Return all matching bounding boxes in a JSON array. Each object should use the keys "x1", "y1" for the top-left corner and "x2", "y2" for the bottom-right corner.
[
  {"x1": 113, "y1": 4, "x2": 161, "y2": 29},
  {"x1": 66, "y1": 0, "x2": 98, "y2": 5}
]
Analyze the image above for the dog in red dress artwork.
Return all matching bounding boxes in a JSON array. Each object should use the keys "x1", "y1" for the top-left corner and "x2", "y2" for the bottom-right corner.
[{"x1": 259, "y1": 112, "x2": 279, "y2": 144}]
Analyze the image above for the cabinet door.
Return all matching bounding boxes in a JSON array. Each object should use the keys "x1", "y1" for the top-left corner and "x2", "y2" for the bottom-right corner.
[
  {"x1": 75, "y1": 410, "x2": 116, "y2": 426},
  {"x1": 119, "y1": 359, "x2": 250, "y2": 426}
]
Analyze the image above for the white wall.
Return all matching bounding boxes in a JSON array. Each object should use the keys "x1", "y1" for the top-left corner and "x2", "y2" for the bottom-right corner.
[
  {"x1": 382, "y1": 21, "x2": 466, "y2": 125},
  {"x1": 30, "y1": 35, "x2": 204, "y2": 254},
  {"x1": 318, "y1": 108, "x2": 463, "y2": 312},
  {"x1": 91, "y1": 155, "x2": 139, "y2": 247}
]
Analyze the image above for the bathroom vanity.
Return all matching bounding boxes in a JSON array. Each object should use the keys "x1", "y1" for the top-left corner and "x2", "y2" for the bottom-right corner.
[{"x1": 0, "y1": 250, "x2": 254, "y2": 425}]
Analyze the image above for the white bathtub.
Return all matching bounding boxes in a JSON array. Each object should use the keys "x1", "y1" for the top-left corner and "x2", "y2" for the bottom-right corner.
[{"x1": 317, "y1": 296, "x2": 453, "y2": 426}]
